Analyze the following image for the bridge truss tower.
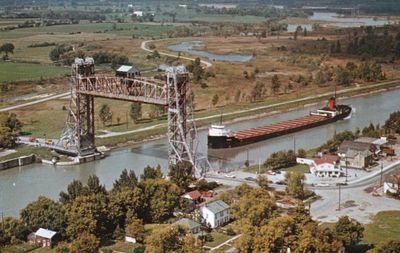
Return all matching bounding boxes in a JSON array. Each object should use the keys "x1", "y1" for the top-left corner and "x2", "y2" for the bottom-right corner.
[{"x1": 58, "y1": 59, "x2": 209, "y2": 176}]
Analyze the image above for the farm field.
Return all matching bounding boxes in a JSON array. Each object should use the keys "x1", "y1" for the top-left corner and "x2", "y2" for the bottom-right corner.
[{"x1": 0, "y1": 62, "x2": 69, "y2": 82}]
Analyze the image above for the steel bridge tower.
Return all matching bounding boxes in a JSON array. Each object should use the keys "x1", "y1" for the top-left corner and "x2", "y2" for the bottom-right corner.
[
  {"x1": 58, "y1": 58, "x2": 96, "y2": 156},
  {"x1": 58, "y1": 58, "x2": 209, "y2": 176}
]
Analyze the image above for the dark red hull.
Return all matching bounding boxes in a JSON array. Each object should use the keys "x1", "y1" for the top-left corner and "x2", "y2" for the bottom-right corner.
[{"x1": 208, "y1": 105, "x2": 351, "y2": 149}]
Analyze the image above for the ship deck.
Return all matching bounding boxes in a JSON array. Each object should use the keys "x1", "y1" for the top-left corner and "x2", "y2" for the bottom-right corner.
[{"x1": 230, "y1": 115, "x2": 327, "y2": 140}]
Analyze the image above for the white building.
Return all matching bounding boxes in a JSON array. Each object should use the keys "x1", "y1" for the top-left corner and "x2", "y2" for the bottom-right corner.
[
  {"x1": 200, "y1": 200, "x2": 230, "y2": 228},
  {"x1": 297, "y1": 155, "x2": 342, "y2": 178},
  {"x1": 133, "y1": 11, "x2": 143, "y2": 17}
]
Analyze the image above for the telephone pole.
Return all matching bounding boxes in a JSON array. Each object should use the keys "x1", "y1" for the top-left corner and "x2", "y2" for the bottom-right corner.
[{"x1": 338, "y1": 184, "x2": 341, "y2": 211}]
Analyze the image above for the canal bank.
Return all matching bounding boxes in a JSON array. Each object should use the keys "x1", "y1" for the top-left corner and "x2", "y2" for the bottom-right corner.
[{"x1": 1, "y1": 86, "x2": 400, "y2": 217}]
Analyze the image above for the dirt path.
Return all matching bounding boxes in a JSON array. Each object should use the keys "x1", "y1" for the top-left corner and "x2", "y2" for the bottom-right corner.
[{"x1": 0, "y1": 92, "x2": 70, "y2": 112}]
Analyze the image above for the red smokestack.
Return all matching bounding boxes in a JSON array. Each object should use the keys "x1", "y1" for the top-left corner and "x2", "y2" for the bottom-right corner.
[{"x1": 328, "y1": 97, "x2": 336, "y2": 110}]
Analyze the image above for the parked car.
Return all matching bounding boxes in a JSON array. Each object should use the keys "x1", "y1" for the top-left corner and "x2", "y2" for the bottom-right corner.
[{"x1": 245, "y1": 177, "x2": 256, "y2": 182}]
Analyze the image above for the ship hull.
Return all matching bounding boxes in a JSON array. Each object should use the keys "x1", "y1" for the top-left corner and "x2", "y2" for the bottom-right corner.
[{"x1": 208, "y1": 105, "x2": 351, "y2": 149}]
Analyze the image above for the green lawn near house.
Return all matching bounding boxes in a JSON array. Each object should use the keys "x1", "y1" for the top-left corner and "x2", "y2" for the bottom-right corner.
[
  {"x1": 204, "y1": 230, "x2": 234, "y2": 248},
  {"x1": 362, "y1": 211, "x2": 400, "y2": 244}
]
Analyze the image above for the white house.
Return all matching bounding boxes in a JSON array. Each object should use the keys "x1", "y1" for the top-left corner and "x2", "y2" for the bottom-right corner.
[
  {"x1": 297, "y1": 155, "x2": 342, "y2": 178},
  {"x1": 133, "y1": 11, "x2": 143, "y2": 17},
  {"x1": 200, "y1": 200, "x2": 230, "y2": 228}
]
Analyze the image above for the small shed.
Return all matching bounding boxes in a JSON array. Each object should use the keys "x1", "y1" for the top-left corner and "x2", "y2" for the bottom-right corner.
[
  {"x1": 27, "y1": 228, "x2": 57, "y2": 248},
  {"x1": 174, "y1": 218, "x2": 201, "y2": 234},
  {"x1": 116, "y1": 65, "x2": 140, "y2": 78}
]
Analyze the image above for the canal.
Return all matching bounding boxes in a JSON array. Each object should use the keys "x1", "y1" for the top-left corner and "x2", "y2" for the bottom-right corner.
[{"x1": 1, "y1": 89, "x2": 400, "y2": 216}]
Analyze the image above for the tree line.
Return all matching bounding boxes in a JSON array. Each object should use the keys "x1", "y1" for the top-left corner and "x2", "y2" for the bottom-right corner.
[{"x1": 0, "y1": 161, "x2": 201, "y2": 252}]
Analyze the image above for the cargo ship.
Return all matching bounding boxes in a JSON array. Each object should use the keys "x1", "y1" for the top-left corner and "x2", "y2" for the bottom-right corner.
[{"x1": 208, "y1": 97, "x2": 352, "y2": 149}]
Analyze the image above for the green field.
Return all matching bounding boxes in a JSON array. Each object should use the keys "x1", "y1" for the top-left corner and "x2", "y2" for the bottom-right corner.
[
  {"x1": 0, "y1": 62, "x2": 69, "y2": 82},
  {"x1": 0, "y1": 22, "x2": 177, "y2": 39},
  {"x1": 282, "y1": 164, "x2": 310, "y2": 174},
  {"x1": 155, "y1": 9, "x2": 267, "y2": 24},
  {"x1": 362, "y1": 211, "x2": 400, "y2": 245}
]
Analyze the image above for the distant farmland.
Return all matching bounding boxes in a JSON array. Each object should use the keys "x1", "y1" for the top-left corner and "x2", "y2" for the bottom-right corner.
[{"x1": 0, "y1": 62, "x2": 69, "y2": 82}]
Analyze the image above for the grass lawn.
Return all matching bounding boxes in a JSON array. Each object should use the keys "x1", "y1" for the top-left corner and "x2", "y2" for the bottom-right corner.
[
  {"x1": 205, "y1": 231, "x2": 234, "y2": 248},
  {"x1": 0, "y1": 61, "x2": 69, "y2": 82},
  {"x1": 362, "y1": 211, "x2": 400, "y2": 245},
  {"x1": 101, "y1": 241, "x2": 144, "y2": 253},
  {"x1": 30, "y1": 248, "x2": 56, "y2": 253},
  {"x1": 281, "y1": 164, "x2": 310, "y2": 174},
  {"x1": 0, "y1": 146, "x2": 52, "y2": 162},
  {"x1": 1, "y1": 243, "x2": 38, "y2": 253}
]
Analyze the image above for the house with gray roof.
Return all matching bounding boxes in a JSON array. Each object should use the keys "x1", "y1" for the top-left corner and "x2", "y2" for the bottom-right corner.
[
  {"x1": 200, "y1": 200, "x2": 230, "y2": 228},
  {"x1": 337, "y1": 140, "x2": 376, "y2": 169},
  {"x1": 174, "y1": 218, "x2": 201, "y2": 234}
]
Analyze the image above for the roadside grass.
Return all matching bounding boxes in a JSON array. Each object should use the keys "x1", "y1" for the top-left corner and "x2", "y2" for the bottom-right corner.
[
  {"x1": 204, "y1": 230, "x2": 234, "y2": 248},
  {"x1": 243, "y1": 164, "x2": 309, "y2": 174},
  {"x1": 362, "y1": 211, "x2": 400, "y2": 244},
  {"x1": 0, "y1": 61, "x2": 69, "y2": 82},
  {"x1": 281, "y1": 164, "x2": 310, "y2": 174}
]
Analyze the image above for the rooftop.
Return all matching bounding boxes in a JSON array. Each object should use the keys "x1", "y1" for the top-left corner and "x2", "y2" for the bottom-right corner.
[
  {"x1": 313, "y1": 154, "x2": 339, "y2": 165},
  {"x1": 174, "y1": 218, "x2": 200, "y2": 230},
  {"x1": 183, "y1": 190, "x2": 202, "y2": 200},
  {"x1": 338, "y1": 140, "x2": 376, "y2": 154},
  {"x1": 35, "y1": 228, "x2": 57, "y2": 239},
  {"x1": 203, "y1": 200, "x2": 229, "y2": 214}
]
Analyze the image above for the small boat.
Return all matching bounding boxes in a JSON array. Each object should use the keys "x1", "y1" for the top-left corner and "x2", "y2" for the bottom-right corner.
[{"x1": 207, "y1": 96, "x2": 352, "y2": 149}]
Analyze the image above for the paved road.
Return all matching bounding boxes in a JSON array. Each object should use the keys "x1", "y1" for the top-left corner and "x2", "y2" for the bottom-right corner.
[
  {"x1": 0, "y1": 92, "x2": 70, "y2": 112},
  {"x1": 206, "y1": 160, "x2": 400, "y2": 224}
]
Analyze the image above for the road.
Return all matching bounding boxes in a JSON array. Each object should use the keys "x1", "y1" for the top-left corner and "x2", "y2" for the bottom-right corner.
[
  {"x1": 0, "y1": 92, "x2": 70, "y2": 112},
  {"x1": 205, "y1": 160, "x2": 400, "y2": 224}
]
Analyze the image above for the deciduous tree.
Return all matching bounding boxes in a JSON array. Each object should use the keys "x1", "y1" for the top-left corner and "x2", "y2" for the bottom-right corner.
[
  {"x1": 99, "y1": 104, "x2": 112, "y2": 126},
  {"x1": 144, "y1": 225, "x2": 199, "y2": 253},
  {"x1": 20, "y1": 196, "x2": 67, "y2": 238},
  {"x1": 285, "y1": 171, "x2": 306, "y2": 199},
  {"x1": 168, "y1": 161, "x2": 194, "y2": 191}
]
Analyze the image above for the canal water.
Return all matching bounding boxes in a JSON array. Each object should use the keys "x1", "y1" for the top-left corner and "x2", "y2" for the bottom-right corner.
[
  {"x1": 286, "y1": 12, "x2": 394, "y2": 32},
  {"x1": 167, "y1": 41, "x2": 254, "y2": 62},
  {"x1": 1, "y1": 89, "x2": 400, "y2": 216}
]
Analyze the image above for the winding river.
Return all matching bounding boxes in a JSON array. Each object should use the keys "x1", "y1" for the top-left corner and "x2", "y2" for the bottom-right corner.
[{"x1": 1, "y1": 88, "x2": 400, "y2": 216}]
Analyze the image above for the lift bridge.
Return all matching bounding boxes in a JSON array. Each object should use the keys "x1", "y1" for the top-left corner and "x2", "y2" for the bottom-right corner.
[{"x1": 56, "y1": 57, "x2": 210, "y2": 176}]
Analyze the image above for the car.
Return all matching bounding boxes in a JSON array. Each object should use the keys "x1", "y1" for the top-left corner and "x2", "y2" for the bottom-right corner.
[
  {"x1": 267, "y1": 170, "x2": 276, "y2": 175},
  {"x1": 276, "y1": 180, "x2": 287, "y2": 185},
  {"x1": 336, "y1": 182, "x2": 348, "y2": 186},
  {"x1": 316, "y1": 183, "x2": 330, "y2": 187},
  {"x1": 224, "y1": 174, "x2": 236, "y2": 178},
  {"x1": 245, "y1": 177, "x2": 256, "y2": 182}
]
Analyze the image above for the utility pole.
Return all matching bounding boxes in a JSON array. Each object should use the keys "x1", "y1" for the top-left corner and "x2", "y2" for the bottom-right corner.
[
  {"x1": 1, "y1": 212, "x2": 4, "y2": 233},
  {"x1": 293, "y1": 135, "x2": 296, "y2": 153},
  {"x1": 345, "y1": 156, "x2": 348, "y2": 184},
  {"x1": 338, "y1": 184, "x2": 341, "y2": 211},
  {"x1": 380, "y1": 162, "x2": 384, "y2": 187}
]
